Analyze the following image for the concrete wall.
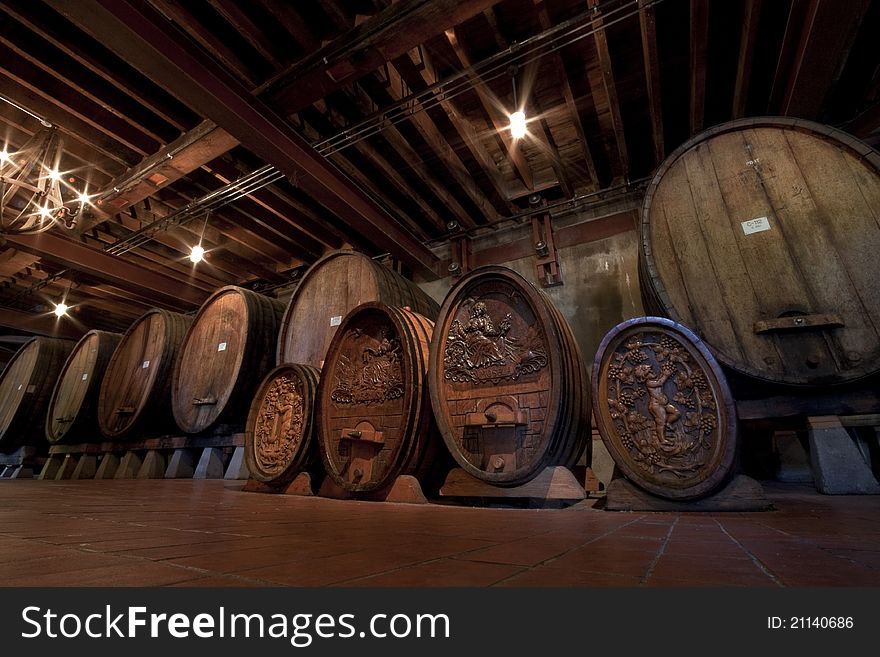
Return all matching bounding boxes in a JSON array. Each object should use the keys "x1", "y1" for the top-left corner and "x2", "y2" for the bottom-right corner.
[{"x1": 418, "y1": 217, "x2": 646, "y2": 373}]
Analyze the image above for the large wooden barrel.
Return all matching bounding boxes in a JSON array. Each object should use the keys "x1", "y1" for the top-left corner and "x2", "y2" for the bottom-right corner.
[
  {"x1": 428, "y1": 266, "x2": 590, "y2": 486},
  {"x1": 640, "y1": 117, "x2": 880, "y2": 386},
  {"x1": 316, "y1": 302, "x2": 438, "y2": 493},
  {"x1": 45, "y1": 330, "x2": 122, "y2": 444},
  {"x1": 0, "y1": 336, "x2": 75, "y2": 451},
  {"x1": 98, "y1": 309, "x2": 191, "y2": 439},
  {"x1": 245, "y1": 364, "x2": 320, "y2": 485},
  {"x1": 172, "y1": 286, "x2": 284, "y2": 434},
  {"x1": 592, "y1": 317, "x2": 738, "y2": 500},
  {"x1": 277, "y1": 250, "x2": 440, "y2": 368}
]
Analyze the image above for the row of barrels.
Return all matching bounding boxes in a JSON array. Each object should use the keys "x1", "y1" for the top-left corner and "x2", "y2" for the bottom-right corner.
[
  {"x1": 0, "y1": 251, "x2": 437, "y2": 451},
  {"x1": 246, "y1": 267, "x2": 591, "y2": 494}
]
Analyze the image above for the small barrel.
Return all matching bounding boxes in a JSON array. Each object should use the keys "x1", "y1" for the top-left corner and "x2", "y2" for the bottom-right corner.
[
  {"x1": 245, "y1": 364, "x2": 320, "y2": 485},
  {"x1": 428, "y1": 266, "x2": 590, "y2": 486},
  {"x1": 45, "y1": 330, "x2": 122, "y2": 444},
  {"x1": 276, "y1": 250, "x2": 439, "y2": 368},
  {"x1": 0, "y1": 336, "x2": 75, "y2": 450},
  {"x1": 98, "y1": 309, "x2": 192, "y2": 440},
  {"x1": 592, "y1": 317, "x2": 738, "y2": 500},
  {"x1": 316, "y1": 302, "x2": 439, "y2": 494},
  {"x1": 640, "y1": 117, "x2": 880, "y2": 385},
  {"x1": 172, "y1": 286, "x2": 284, "y2": 434}
]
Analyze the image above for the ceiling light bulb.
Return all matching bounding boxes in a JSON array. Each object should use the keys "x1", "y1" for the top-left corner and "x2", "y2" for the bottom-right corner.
[
  {"x1": 53, "y1": 302, "x2": 68, "y2": 317},
  {"x1": 77, "y1": 192, "x2": 91, "y2": 205},
  {"x1": 0, "y1": 149, "x2": 9, "y2": 164},
  {"x1": 48, "y1": 169, "x2": 61, "y2": 181},
  {"x1": 40, "y1": 205, "x2": 52, "y2": 218},
  {"x1": 510, "y1": 111, "x2": 527, "y2": 139},
  {"x1": 189, "y1": 243, "x2": 205, "y2": 263}
]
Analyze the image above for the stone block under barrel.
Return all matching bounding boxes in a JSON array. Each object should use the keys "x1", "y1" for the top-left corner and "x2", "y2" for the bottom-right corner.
[
  {"x1": 640, "y1": 117, "x2": 880, "y2": 386},
  {"x1": 45, "y1": 330, "x2": 122, "y2": 444},
  {"x1": 591, "y1": 317, "x2": 738, "y2": 501},
  {"x1": 97, "y1": 309, "x2": 191, "y2": 440},
  {"x1": 172, "y1": 286, "x2": 284, "y2": 434},
  {"x1": 428, "y1": 266, "x2": 591, "y2": 487},
  {"x1": 0, "y1": 336, "x2": 75, "y2": 451},
  {"x1": 276, "y1": 249, "x2": 439, "y2": 368},
  {"x1": 316, "y1": 302, "x2": 442, "y2": 494},
  {"x1": 245, "y1": 364, "x2": 320, "y2": 486}
]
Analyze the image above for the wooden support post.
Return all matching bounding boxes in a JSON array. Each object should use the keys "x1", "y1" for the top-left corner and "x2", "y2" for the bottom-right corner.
[
  {"x1": 165, "y1": 449, "x2": 196, "y2": 478},
  {"x1": 136, "y1": 450, "x2": 166, "y2": 479},
  {"x1": 94, "y1": 454, "x2": 120, "y2": 479},
  {"x1": 223, "y1": 446, "x2": 249, "y2": 480},
  {"x1": 54, "y1": 454, "x2": 80, "y2": 480},
  {"x1": 807, "y1": 416, "x2": 880, "y2": 495},
  {"x1": 113, "y1": 451, "x2": 142, "y2": 479},
  {"x1": 440, "y1": 466, "x2": 585, "y2": 501},
  {"x1": 71, "y1": 455, "x2": 98, "y2": 480},
  {"x1": 194, "y1": 447, "x2": 226, "y2": 479},
  {"x1": 38, "y1": 456, "x2": 63, "y2": 481}
]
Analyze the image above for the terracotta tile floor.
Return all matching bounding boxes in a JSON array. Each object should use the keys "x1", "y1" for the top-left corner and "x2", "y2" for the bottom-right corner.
[{"x1": 0, "y1": 479, "x2": 879, "y2": 587}]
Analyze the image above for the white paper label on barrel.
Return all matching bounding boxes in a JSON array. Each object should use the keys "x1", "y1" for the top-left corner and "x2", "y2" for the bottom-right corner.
[
  {"x1": 330, "y1": 315, "x2": 342, "y2": 326},
  {"x1": 17, "y1": 384, "x2": 22, "y2": 391},
  {"x1": 81, "y1": 373, "x2": 88, "y2": 381},
  {"x1": 218, "y1": 342, "x2": 227, "y2": 352},
  {"x1": 142, "y1": 360, "x2": 150, "y2": 369},
  {"x1": 742, "y1": 216, "x2": 771, "y2": 235}
]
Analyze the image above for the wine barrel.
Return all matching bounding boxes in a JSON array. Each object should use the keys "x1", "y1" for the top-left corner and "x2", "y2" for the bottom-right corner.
[
  {"x1": 316, "y1": 302, "x2": 438, "y2": 493},
  {"x1": 0, "y1": 336, "x2": 75, "y2": 450},
  {"x1": 592, "y1": 317, "x2": 738, "y2": 500},
  {"x1": 173, "y1": 286, "x2": 284, "y2": 434},
  {"x1": 245, "y1": 364, "x2": 320, "y2": 485},
  {"x1": 428, "y1": 266, "x2": 590, "y2": 486},
  {"x1": 276, "y1": 250, "x2": 439, "y2": 368},
  {"x1": 640, "y1": 117, "x2": 880, "y2": 385},
  {"x1": 98, "y1": 309, "x2": 191, "y2": 439},
  {"x1": 45, "y1": 330, "x2": 122, "y2": 444}
]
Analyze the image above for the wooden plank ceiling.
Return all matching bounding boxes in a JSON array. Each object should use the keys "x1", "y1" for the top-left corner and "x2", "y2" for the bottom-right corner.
[{"x1": 0, "y1": 0, "x2": 877, "y2": 341}]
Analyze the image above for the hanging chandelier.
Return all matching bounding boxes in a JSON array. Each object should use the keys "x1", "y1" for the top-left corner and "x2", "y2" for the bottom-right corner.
[{"x1": 0, "y1": 125, "x2": 76, "y2": 235}]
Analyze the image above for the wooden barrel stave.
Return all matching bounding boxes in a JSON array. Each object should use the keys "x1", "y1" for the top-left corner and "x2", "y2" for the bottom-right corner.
[
  {"x1": 98, "y1": 309, "x2": 192, "y2": 440},
  {"x1": 276, "y1": 250, "x2": 439, "y2": 368},
  {"x1": 45, "y1": 330, "x2": 122, "y2": 444},
  {"x1": 316, "y1": 302, "x2": 439, "y2": 494},
  {"x1": 428, "y1": 266, "x2": 590, "y2": 486},
  {"x1": 641, "y1": 117, "x2": 880, "y2": 385},
  {"x1": 0, "y1": 337, "x2": 75, "y2": 450},
  {"x1": 173, "y1": 286, "x2": 285, "y2": 434},
  {"x1": 245, "y1": 363, "x2": 320, "y2": 485}
]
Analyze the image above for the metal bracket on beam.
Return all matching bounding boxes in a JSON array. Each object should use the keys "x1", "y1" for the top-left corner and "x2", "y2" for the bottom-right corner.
[
  {"x1": 446, "y1": 221, "x2": 472, "y2": 279},
  {"x1": 530, "y1": 197, "x2": 562, "y2": 287}
]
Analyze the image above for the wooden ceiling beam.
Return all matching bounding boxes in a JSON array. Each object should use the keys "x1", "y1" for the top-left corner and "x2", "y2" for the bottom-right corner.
[
  {"x1": 368, "y1": 66, "x2": 500, "y2": 222},
  {"x1": 261, "y1": 0, "x2": 501, "y2": 112},
  {"x1": 533, "y1": 0, "x2": 600, "y2": 191},
  {"x1": 205, "y1": 0, "x2": 284, "y2": 71},
  {"x1": 778, "y1": 0, "x2": 871, "y2": 118},
  {"x1": 445, "y1": 27, "x2": 535, "y2": 191},
  {"x1": 732, "y1": 0, "x2": 762, "y2": 119},
  {"x1": 0, "y1": 42, "x2": 158, "y2": 157},
  {"x1": 3, "y1": 232, "x2": 206, "y2": 309},
  {"x1": 587, "y1": 0, "x2": 630, "y2": 179},
  {"x1": 689, "y1": 0, "x2": 709, "y2": 135},
  {"x1": 0, "y1": 74, "x2": 137, "y2": 169},
  {"x1": 0, "y1": 307, "x2": 85, "y2": 340},
  {"x1": 47, "y1": 0, "x2": 440, "y2": 279},
  {"x1": 394, "y1": 49, "x2": 513, "y2": 208},
  {"x1": 77, "y1": 120, "x2": 239, "y2": 233},
  {"x1": 149, "y1": 0, "x2": 258, "y2": 87},
  {"x1": 296, "y1": 112, "x2": 437, "y2": 243},
  {"x1": 638, "y1": 0, "x2": 665, "y2": 164},
  {"x1": 0, "y1": 1, "x2": 191, "y2": 132},
  {"x1": 257, "y1": 0, "x2": 319, "y2": 53}
]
